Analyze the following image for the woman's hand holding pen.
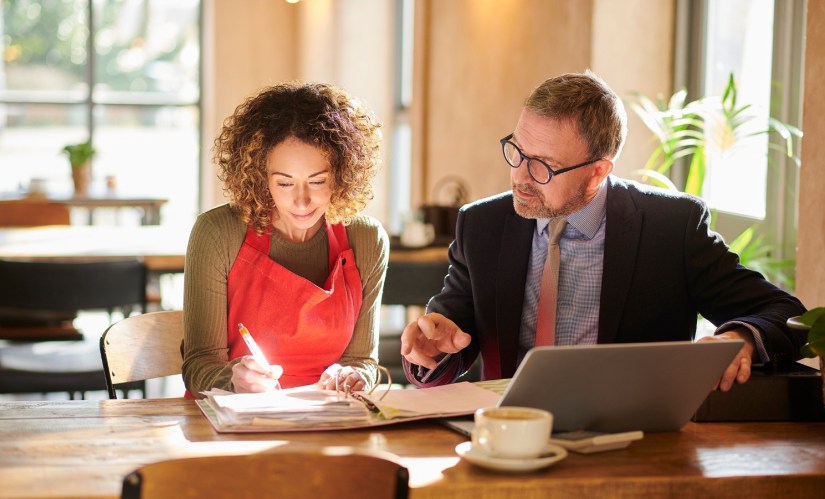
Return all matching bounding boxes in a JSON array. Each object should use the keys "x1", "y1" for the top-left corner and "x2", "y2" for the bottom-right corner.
[
  {"x1": 316, "y1": 363, "x2": 366, "y2": 393},
  {"x1": 231, "y1": 356, "x2": 284, "y2": 393}
]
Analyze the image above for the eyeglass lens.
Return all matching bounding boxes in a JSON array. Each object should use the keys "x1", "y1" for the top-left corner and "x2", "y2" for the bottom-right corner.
[{"x1": 502, "y1": 140, "x2": 551, "y2": 184}]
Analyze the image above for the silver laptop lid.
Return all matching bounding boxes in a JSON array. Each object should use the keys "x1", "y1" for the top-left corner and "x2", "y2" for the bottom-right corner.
[{"x1": 498, "y1": 340, "x2": 744, "y2": 432}]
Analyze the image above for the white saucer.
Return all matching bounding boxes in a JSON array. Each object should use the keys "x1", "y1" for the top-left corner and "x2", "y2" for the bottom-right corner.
[{"x1": 455, "y1": 441, "x2": 568, "y2": 473}]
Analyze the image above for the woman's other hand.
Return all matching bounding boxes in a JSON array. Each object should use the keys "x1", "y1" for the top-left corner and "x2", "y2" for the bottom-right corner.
[{"x1": 316, "y1": 363, "x2": 366, "y2": 393}]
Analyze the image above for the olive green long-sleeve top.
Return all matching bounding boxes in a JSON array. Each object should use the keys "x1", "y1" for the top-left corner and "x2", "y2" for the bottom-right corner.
[{"x1": 182, "y1": 203, "x2": 389, "y2": 397}]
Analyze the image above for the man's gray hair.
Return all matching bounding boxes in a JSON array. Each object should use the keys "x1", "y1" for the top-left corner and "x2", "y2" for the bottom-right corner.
[{"x1": 525, "y1": 70, "x2": 627, "y2": 161}]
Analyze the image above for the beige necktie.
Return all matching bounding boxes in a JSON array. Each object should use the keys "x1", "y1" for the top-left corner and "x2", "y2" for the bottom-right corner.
[{"x1": 535, "y1": 217, "x2": 567, "y2": 346}]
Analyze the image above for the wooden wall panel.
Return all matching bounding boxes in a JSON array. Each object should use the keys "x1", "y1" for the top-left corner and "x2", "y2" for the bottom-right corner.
[
  {"x1": 201, "y1": 0, "x2": 298, "y2": 209},
  {"x1": 414, "y1": 0, "x2": 594, "y2": 205},
  {"x1": 797, "y1": 0, "x2": 825, "y2": 308}
]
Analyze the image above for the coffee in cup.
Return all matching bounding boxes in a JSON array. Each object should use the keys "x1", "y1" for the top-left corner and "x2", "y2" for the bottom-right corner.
[{"x1": 472, "y1": 406, "x2": 553, "y2": 459}]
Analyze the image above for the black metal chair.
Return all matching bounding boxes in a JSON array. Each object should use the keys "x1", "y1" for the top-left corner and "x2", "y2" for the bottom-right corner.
[
  {"x1": 0, "y1": 259, "x2": 147, "y2": 399},
  {"x1": 380, "y1": 257, "x2": 451, "y2": 385}
]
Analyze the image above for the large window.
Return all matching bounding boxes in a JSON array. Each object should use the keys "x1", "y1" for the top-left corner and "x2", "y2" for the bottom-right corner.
[
  {"x1": 0, "y1": 0, "x2": 201, "y2": 227},
  {"x1": 678, "y1": 0, "x2": 804, "y2": 286}
]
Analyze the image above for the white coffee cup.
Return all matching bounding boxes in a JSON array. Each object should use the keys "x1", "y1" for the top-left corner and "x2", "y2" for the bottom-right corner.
[
  {"x1": 472, "y1": 406, "x2": 553, "y2": 459},
  {"x1": 400, "y1": 220, "x2": 435, "y2": 248}
]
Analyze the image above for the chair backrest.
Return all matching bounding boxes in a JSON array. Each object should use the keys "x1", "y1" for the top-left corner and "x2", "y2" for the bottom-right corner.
[
  {"x1": 121, "y1": 447, "x2": 409, "y2": 499},
  {"x1": 382, "y1": 259, "x2": 448, "y2": 307},
  {"x1": 100, "y1": 310, "x2": 184, "y2": 399},
  {"x1": 0, "y1": 258, "x2": 147, "y2": 313},
  {"x1": 0, "y1": 199, "x2": 71, "y2": 227}
]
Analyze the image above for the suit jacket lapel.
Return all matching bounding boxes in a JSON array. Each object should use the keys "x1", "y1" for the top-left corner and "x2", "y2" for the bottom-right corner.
[
  {"x1": 496, "y1": 210, "x2": 534, "y2": 377},
  {"x1": 598, "y1": 177, "x2": 643, "y2": 344}
]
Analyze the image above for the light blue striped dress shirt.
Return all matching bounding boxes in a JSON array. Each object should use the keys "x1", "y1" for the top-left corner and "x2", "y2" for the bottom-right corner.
[{"x1": 518, "y1": 182, "x2": 608, "y2": 362}]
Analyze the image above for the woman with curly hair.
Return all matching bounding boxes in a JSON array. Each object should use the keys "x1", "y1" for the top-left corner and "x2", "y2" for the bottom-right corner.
[{"x1": 182, "y1": 82, "x2": 388, "y2": 398}]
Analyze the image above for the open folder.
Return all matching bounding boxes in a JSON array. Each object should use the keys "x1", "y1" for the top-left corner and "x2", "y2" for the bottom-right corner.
[{"x1": 196, "y1": 381, "x2": 502, "y2": 433}]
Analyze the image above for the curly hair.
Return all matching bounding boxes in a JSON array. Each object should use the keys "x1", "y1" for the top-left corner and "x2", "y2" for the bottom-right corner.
[{"x1": 214, "y1": 82, "x2": 382, "y2": 234}]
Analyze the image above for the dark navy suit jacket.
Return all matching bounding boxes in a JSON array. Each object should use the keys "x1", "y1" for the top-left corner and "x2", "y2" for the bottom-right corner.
[{"x1": 403, "y1": 176, "x2": 806, "y2": 385}]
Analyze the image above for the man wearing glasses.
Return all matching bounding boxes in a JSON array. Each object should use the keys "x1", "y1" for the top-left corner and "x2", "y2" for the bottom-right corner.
[{"x1": 400, "y1": 71, "x2": 806, "y2": 390}]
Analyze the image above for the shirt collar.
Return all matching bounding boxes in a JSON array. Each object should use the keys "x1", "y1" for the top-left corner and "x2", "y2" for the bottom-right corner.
[{"x1": 535, "y1": 181, "x2": 607, "y2": 240}]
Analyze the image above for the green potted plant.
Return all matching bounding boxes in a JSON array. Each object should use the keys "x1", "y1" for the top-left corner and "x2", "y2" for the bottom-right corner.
[
  {"x1": 61, "y1": 140, "x2": 96, "y2": 195},
  {"x1": 795, "y1": 307, "x2": 825, "y2": 406},
  {"x1": 628, "y1": 73, "x2": 802, "y2": 288}
]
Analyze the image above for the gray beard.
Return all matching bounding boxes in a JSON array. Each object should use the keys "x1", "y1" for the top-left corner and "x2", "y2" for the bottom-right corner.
[{"x1": 512, "y1": 181, "x2": 588, "y2": 219}]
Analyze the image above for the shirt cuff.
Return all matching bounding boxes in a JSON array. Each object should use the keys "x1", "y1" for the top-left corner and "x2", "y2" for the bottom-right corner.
[
  {"x1": 417, "y1": 353, "x2": 455, "y2": 383},
  {"x1": 715, "y1": 321, "x2": 769, "y2": 364}
]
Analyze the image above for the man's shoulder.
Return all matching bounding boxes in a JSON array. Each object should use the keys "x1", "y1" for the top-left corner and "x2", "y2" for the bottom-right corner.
[
  {"x1": 608, "y1": 176, "x2": 705, "y2": 211},
  {"x1": 461, "y1": 191, "x2": 514, "y2": 216}
]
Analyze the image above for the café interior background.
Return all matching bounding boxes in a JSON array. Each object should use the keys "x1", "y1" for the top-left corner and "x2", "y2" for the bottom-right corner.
[{"x1": 1, "y1": 0, "x2": 824, "y2": 309}]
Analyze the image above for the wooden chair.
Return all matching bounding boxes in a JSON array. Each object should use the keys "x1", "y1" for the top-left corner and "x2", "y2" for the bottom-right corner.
[
  {"x1": 0, "y1": 258, "x2": 147, "y2": 399},
  {"x1": 0, "y1": 199, "x2": 71, "y2": 227},
  {"x1": 100, "y1": 310, "x2": 183, "y2": 399},
  {"x1": 121, "y1": 448, "x2": 409, "y2": 499}
]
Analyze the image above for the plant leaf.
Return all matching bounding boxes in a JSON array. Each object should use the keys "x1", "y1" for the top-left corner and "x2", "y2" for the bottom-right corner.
[{"x1": 800, "y1": 307, "x2": 825, "y2": 327}]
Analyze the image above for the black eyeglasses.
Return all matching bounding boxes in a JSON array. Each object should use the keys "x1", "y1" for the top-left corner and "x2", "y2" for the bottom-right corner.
[{"x1": 500, "y1": 133, "x2": 600, "y2": 184}]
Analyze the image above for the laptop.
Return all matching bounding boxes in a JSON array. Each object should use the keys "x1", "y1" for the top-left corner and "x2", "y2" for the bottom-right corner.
[
  {"x1": 441, "y1": 340, "x2": 743, "y2": 435},
  {"x1": 499, "y1": 341, "x2": 743, "y2": 432}
]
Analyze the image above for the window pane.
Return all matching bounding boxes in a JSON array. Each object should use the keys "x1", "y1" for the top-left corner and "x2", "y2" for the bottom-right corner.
[
  {"x1": 702, "y1": 0, "x2": 774, "y2": 219},
  {"x1": 94, "y1": 104, "x2": 199, "y2": 226},
  {"x1": 1, "y1": 0, "x2": 89, "y2": 101},
  {"x1": 1, "y1": 0, "x2": 201, "y2": 230},
  {"x1": 92, "y1": 0, "x2": 200, "y2": 104},
  {"x1": 0, "y1": 103, "x2": 87, "y2": 192}
]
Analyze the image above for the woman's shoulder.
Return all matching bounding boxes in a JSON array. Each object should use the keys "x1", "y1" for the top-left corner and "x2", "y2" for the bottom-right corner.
[
  {"x1": 190, "y1": 204, "x2": 246, "y2": 246},
  {"x1": 344, "y1": 215, "x2": 389, "y2": 265},
  {"x1": 344, "y1": 215, "x2": 389, "y2": 242},
  {"x1": 193, "y1": 204, "x2": 243, "y2": 230}
]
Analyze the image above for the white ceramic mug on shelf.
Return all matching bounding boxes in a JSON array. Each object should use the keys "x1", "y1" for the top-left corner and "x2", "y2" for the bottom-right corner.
[
  {"x1": 472, "y1": 406, "x2": 554, "y2": 459},
  {"x1": 28, "y1": 178, "x2": 48, "y2": 197},
  {"x1": 400, "y1": 220, "x2": 435, "y2": 248}
]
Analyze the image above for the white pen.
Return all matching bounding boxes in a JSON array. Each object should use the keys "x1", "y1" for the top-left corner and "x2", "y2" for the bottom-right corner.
[{"x1": 238, "y1": 323, "x2": 280, "y2": 389}]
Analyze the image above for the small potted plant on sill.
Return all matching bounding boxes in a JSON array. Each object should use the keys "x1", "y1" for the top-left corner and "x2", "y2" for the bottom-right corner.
[
  {"x1": 791, "y1": 307, "x2": 825, "y2": 407},
  {"x1": 61, "y1": 140, "x2": 96, "y2": 196}
]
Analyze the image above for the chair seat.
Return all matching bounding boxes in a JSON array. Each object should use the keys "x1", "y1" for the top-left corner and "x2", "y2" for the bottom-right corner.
[
  {"x1": 0, "y1": 339, "x2": 107, "y2": 396},
  {"x1": 0, "y1": 368, "x2": 106, "y2": 394},
  {"x1": 0, "y1": 340, "x2": 103, "y2": 372},
  {"x1": 0, "y1": 324, "x2": 83, "y2": 341}
]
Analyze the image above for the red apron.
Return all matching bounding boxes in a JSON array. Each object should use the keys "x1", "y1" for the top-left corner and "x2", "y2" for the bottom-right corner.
[{"x1": 193, "y1": 221, "x2": 363, "y2": 395}]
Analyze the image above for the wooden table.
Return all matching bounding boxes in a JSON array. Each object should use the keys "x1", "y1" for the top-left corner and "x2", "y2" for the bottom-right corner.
[
  {"x1": 0, "y1": 226, "x2": 450, "y2": 273},
  {"x1": 1, "y1": 191, "x2": 168, "y2": 225},
  {"x1": 0, "y1": 225, "x2": 189, "y2": 272},
  {"x1": 1, "y1": 399, "x2": 824, "y2": 499}
]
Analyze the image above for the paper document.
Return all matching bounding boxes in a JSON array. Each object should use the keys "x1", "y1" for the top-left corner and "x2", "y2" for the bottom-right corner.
[
  {"x1": 202, "y1": 386, "x2": 371, "y2": 428},
  {"x1": 197, "y1": 381, "x2": 502, "y2": 433},
  {"x1": 356, "y1": 382, "x2": 503, "y2": 419}
]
